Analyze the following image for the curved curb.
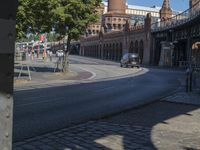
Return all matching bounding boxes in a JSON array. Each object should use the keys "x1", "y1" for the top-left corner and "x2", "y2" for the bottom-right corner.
[
  {"x1": 76, "y1": 67, "x2": 97, "y2": 80},
  {"x1": 83, "y1": 67, "x2": 147, "y2": 83},
  {"x1": 87, "y1": 79, "x2": 182, "y2": 124}
]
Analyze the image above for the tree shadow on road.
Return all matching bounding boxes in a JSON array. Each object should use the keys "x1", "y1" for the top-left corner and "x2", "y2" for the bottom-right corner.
[{"x1": 13, "y1": 69, "x2": 200, "y2": 150}]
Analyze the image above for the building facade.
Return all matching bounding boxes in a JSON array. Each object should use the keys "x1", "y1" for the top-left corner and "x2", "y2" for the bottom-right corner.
[
  {"x1": 86, "y1": 0, "x2": 181, "y2": 37},
  {"x1": 81, "y1": 0, "x2": 200, "y2": 68},
  {"x1": 80, "y1": 0, "x2": 152, "y2": 64}
]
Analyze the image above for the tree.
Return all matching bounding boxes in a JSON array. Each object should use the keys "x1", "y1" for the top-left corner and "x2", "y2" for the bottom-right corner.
[
  {"x1": 16, "y1": 0, "x2": 101, "y2": 73},
  {"x1": 53, "y1": 0, "x2": 101, "y2": 73},
  {"x1": 16, "y1": 0, "x2": 59, "y2": 40}
]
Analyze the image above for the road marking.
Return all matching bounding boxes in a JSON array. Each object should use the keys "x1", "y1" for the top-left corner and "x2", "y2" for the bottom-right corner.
[{"x1": 76, "y1": 66, "x2": 97, "y2": 80}]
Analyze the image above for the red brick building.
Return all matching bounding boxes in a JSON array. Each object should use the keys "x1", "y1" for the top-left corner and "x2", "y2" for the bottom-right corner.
[{"x1": 80, "y1": 0, "x2": 152, "y2": 64}]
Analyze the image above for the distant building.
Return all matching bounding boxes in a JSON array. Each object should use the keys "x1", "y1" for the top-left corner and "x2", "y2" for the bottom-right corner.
[{"x1": 86, "y1": 0, "x2": 181, "y2": 36}]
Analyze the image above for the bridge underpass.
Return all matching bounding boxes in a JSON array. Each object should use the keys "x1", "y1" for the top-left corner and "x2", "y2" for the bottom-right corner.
[{"x1": 151, "y1": 0, "x2": 200, "y2": 68}]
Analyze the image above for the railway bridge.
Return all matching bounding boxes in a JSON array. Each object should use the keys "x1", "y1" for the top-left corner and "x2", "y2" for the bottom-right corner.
[
  {"x1": 151, "y1": 0, "x2": 200, "y2": 68},
  {"x1": 80, "y1": 0, "x2": 200, "y2": 68}
]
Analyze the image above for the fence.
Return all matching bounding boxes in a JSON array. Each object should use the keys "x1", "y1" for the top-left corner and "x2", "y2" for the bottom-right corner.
[{"x1": 151, "y1": 0, "x2": 200, "y2": 32}]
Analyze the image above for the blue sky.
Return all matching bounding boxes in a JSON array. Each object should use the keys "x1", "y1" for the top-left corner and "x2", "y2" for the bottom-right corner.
[{"x1": 127, "y1": 0, "x2": 189, "y2": 11}]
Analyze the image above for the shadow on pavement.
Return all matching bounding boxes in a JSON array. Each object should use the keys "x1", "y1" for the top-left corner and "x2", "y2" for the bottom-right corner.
[
  {"x1": 14, "y1": 72, "x2": 28, "y2": 77},
  {"x1": 13, "y1": 69, "x2": 200, "y2": 149},
  {"x1": 15, "y1": 66, "x2": 56, "y2": 72}
]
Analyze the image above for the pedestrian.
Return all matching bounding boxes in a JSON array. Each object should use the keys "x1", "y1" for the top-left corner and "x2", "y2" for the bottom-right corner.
[
  {"x1": 31, "y1": 47, "x2": 34, "y2": 61},
  {"x1": 49, "y1": 51, "x2": 53, "y2": 62}
]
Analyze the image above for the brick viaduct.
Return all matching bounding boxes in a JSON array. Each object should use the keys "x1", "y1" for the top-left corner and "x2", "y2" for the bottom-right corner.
[{"x1": 80, "y1": 14, "x2": 152, "y2": 65}]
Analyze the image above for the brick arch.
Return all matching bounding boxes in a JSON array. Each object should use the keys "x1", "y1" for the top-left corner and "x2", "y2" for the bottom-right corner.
[
  {"x1": 129, "y1": 41, "x2": 134, "y2": 53},
  {"x1": 119, "y1": 43, "x2": 123, "y2": 60},
  {"x1": 139, "y1": 40, "x2": 144, "y2": 64},
  {"x1": 134, "y1": 40, "x2": 139, "y2": 53},
  {"x1": 96, "y1": 45, "x2": 99, "y2": 58},
  {"x1": 118, "y1": 24, "x2": 122, "y2": 30},
  {"x1": 105, "y1": 44, "x2": 108, "y2": 59},
  {"x1": 103, "y1": 44, "x2": 106, "y2": 59},
  {"x1": 109, "y1": 43, "x2": 112, "y2": 60},
  {"x1": 113, "y1": 43, "x2": 115, "y2": 60}
]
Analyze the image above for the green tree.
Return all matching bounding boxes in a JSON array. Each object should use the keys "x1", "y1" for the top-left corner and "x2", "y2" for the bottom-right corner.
[
  {"x1": 16, "y1": 0, "x2": 101, "y2": 73},
  {"x1": 16, "y1": 0, "x2": 59, "y2": 40},
  {"x1": 53, "y1": 0, "x2": 101, "y2": 73}
]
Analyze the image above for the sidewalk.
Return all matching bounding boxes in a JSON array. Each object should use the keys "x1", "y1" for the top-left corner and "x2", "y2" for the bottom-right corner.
[
  {"x1": 13, "y1": 84, "x2": 200, "y2": 150},
  {"x1": 14, "y1": 56, "x2": 144, "y2": 91},
  {"x1": 14, "y1": 58, "x2": 93, "y2": 91}
]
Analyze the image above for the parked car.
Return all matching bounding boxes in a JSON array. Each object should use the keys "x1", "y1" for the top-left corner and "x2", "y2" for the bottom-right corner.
[{"x1": 120, "y1": 53, "x2": 140, "y2": 68}]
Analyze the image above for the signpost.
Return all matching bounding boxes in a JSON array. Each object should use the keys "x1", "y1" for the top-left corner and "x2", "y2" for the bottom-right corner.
[{"x1": 0, "y1": 1, "x2": 18, "y2": 149}]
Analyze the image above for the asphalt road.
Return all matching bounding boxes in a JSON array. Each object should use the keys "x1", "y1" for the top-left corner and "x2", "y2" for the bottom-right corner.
[{"x1": 13, "y1": 56, "x2": 184, "y2": 142}]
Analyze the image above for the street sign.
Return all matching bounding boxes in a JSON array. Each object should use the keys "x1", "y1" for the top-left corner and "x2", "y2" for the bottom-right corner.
[{"x1": 0, "y1": 1, "x2": 18, "y2": 150}]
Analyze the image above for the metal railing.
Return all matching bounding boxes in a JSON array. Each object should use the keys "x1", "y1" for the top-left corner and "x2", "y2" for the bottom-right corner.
[
  {"x1": 179, "y1": 61, "x2": 200, "y2": 69},
  {"x1": 151, "y1": 0, "x2": 200, "y2": 32}
]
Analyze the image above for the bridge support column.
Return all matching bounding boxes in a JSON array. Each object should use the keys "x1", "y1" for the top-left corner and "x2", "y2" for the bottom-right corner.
[
  {"x1": 159, "y1": 41, "x2": 174, "y2": 66},
  {"x1": 0, "y1": 1, "x2": 17, "y2": 150},
  {"x1": 187, "y1": 37, "x2": 192, "y2": 63}
]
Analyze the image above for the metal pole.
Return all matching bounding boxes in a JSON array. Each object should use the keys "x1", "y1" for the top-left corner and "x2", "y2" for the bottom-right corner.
[{"x1": 0, "y1": 1, "x2": 17, "y2": 150}]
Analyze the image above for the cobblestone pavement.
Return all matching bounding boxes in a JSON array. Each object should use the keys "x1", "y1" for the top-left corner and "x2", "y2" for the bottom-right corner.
[
  {"x1": 13, "y1": 89, "x2": 200, "y2": 150},
  {"x1": 164, "y1": 91, "x2": 200, "y2": 105}
]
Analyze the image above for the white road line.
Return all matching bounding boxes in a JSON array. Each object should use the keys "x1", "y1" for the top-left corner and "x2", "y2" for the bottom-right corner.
[{"x1": 76, "y1": 66, "x2": 97, "y2": 80}]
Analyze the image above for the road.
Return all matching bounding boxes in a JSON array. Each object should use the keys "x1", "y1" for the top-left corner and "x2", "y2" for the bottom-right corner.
[{"x1": 13, "y1": 55, "x2": 184, "y2": 142}]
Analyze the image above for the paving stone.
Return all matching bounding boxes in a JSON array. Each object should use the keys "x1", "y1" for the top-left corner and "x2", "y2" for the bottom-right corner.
[
  {"x1": 29, "y1": 141, "x2": 45, "y2": 147},
  {"x1": 21, "y1": 144, "x2": 36, "y2": 150},
  {"x1": 13, "y1": 142, "x2": 27, "y2": 147},
  {"x1": 40, "y1": 138, "x2": 53, "y2": 143},
  {"x1": 38, "y1": 144, "x2": 56, "y2": 150},
  {"x1": 13, "y1": 147, "x2": 25, "y2": 150},
  {"x1": 14, "y1": 94, "x2": 200, "y2": 150}
]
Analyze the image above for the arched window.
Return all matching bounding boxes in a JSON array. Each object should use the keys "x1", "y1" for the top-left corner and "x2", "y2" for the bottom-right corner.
[
  {"x1": 139, "y1": 40, "x2": 144, "y2": 64},
  {"x1": 135, "y1": 40, "x2": 139, "y2": 53},
  {"x1": 129, "y1": 41, "x2": 134, "y2": 53}
]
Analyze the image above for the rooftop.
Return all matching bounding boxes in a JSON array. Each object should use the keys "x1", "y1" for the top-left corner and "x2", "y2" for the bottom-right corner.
[{"x1": 102, "y1": 1, "x2": 182, "y2": 14}]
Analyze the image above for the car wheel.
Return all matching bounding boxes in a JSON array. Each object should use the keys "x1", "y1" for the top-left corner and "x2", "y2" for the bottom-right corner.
[{"x1": 120, "y1": 63, "x2": 123, "y2": 67}]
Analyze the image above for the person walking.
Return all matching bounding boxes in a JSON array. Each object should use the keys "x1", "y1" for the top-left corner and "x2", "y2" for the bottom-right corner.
[
  {"x1": 31, "y1": 46, "x2": 34, "y2": 61},
  {"x1": 49, "y1": 50, "x2": 53, "y2": 61}
]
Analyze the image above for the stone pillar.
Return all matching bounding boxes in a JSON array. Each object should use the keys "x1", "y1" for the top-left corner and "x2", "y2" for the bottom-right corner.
[
  {"x1": 143, "y1": 13, "x2": 152, "y2": 65},
  {"x1": 159, "y1": 41, "x2": 174, "y2": 66},
  {"x1": 0, "y1": 1, "x2": 17, "y2": 150}
]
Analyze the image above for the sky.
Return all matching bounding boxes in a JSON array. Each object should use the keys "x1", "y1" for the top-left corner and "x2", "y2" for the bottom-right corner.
[{"x1": 127, "y1": 0, "x2": 189, "y2": 11}]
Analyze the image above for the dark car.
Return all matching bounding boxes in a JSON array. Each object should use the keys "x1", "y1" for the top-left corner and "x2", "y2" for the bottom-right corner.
[{"x1": 120, "y1": 53, "x2": 140, "y2": 68}]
